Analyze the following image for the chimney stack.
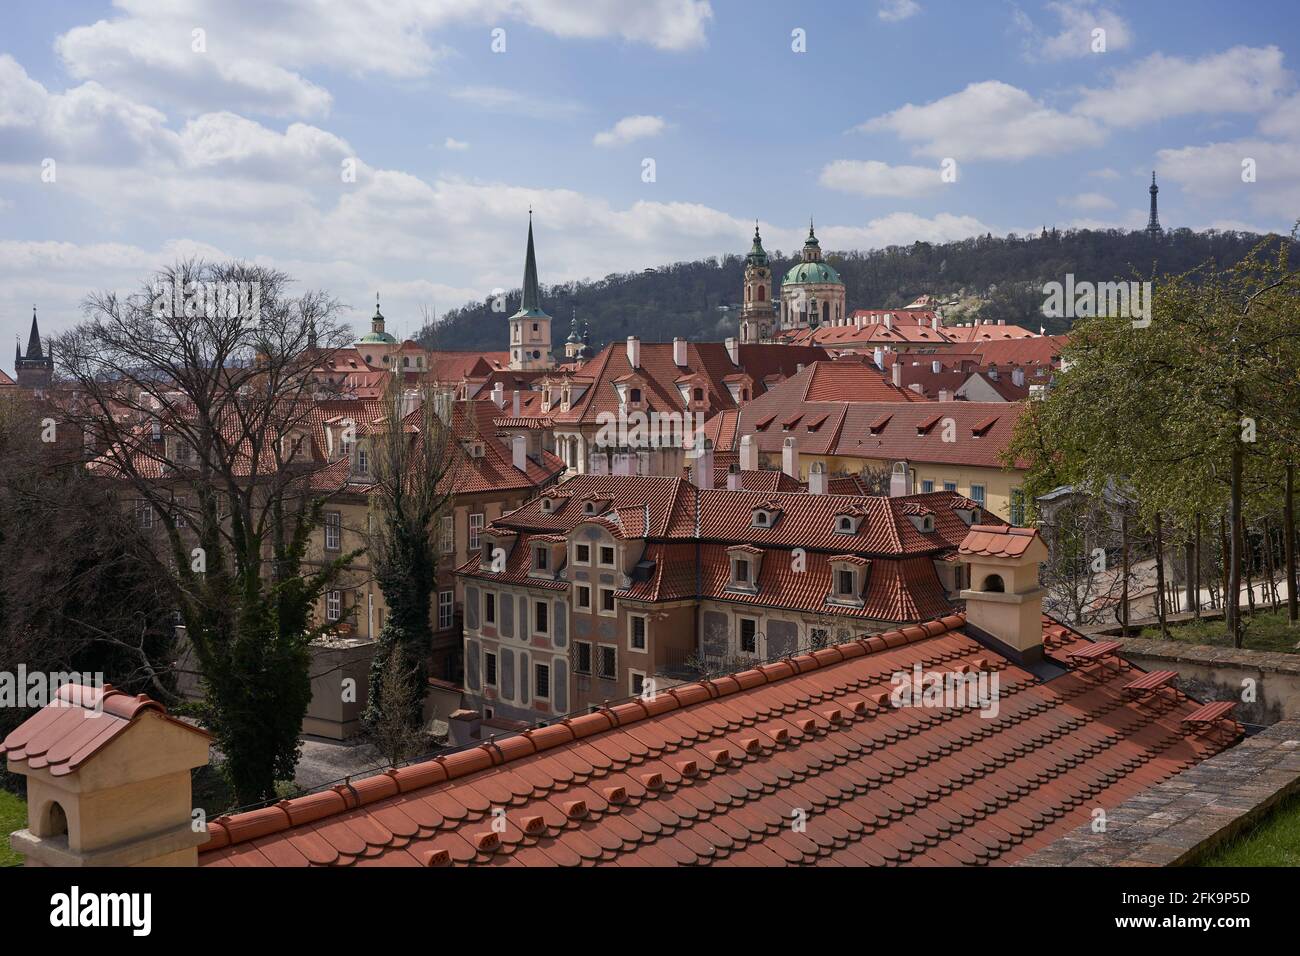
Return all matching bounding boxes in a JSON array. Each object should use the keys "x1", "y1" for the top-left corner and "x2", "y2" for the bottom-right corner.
[
  {"x1": 725, "y1": 337, "x2": 739, "y2": 365},
  {"x1": 491, "y1": 382, "x2": 505, "y2": 408},
  {"x1": 931, "y1": 359, "x2": 941, "y2": 374},
  {"x1": 782, "y1": 436, "x2": 799, "y2": 479},
  {"x1": 939, "y1": 389, "x2": 951, "y2": 402},
  {"x1": 512, "y1": 434, "x2": 527, "y2": 472},
  {"x1": 692, "y1": 440, "x2": 715, "y2": 490},
  {"x1": 958, "y1": 526, "x2": 1049, "y2": 660},
  {"x1": 891, "y1": 362, "x2": 902, "y2": 387},
  {"x1": 739, "y1": 433, "x2": 758, "y2": 471},
  {"x1": 727, "y1": 463, "x2": 742, "y2": 491},
  {"x1": 626, "y1": 336, "x2": 640, "y2": 369},
  {"x1": 873, "y1": 346, "x2": 884, "y2": 370},
  {"x1": 889, "y1": 461, "x2": 910, "y2": 497},
  {"x1": 931, "y1": 314, "x2": 939, "y2": 331},
  {"x1": 512, "y1": 390, "x2": 521, "y2": 416},
  {"x1": 673, "y1": 337, "x2": 687, "y2": 367},
  {"x1": 1012, "y1": 367, "x2": 1025, "y2": 387},
  {"x1": 808, "y1": 461, "x2": 827, "y2": 494}
]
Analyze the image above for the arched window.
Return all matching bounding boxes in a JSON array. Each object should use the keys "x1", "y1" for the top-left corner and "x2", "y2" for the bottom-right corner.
[
  {"x1": 982, "y1": 574, "x2": 1005, "y2": 593},
  {"x1": 758, "y1": 285, "x2": 766, "y2": 302},
  {"x1": 39, "y1": 800, "x2": 68, "y2": 838},
  {"x1": 822, "y1": 301, "x2": 830, "y2": 325}
]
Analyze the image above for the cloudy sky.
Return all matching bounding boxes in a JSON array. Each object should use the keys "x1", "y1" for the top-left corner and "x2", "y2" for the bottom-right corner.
[{"x1": 2, "y1": 0, "x2": 1298, "y2": 366}]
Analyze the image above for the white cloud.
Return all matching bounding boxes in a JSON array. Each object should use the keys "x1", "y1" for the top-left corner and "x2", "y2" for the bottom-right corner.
[
  {"x1": 1074, "y1": 46, "x2": 1292, "y2": 127},
  {"x1": 819, "y1": 159, "x2": 949, "y2": 198},
  {"x1": 1014, "y1": 1, "x2": 1132, "y2": 61},
  {"x1": 444, "y1": 137, "x2": 470, "y2": 150},
  {"x1": 593, "y1": 115, "x2": 667, "y2": 148},
  {"x1": 1260, "y1": 93, "x2": 1300, "y2": 139},
  {"x1": 1087, "y1": 167, "x2": 1121, "y2": 180},
  {"x1": 861, "y1": 80, "x2": 1105, "y2": 161},
  {"x1": 54, "y1": 1, "x2": 712, "y2": 118},
  {"x1": 878, "y1": 1, "x2": 920, "y2": 23},
  {"x1": 1157, "y1": 139, "x2": 1300, "y2": 211},
  {"x1": 448, "y1": 86, "x2": 585, "y2": 118},
  {"x1": 1059, "y1": 192, "x2": 1116, "y2": 211}
]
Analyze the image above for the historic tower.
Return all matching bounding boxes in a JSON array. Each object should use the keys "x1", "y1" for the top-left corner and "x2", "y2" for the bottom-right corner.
[
  {"x1": 779, "y1": 219, "x2": 845, "y2": 331},
  {"x1": 509, "y1": 213, "x2": 553, "y2": 371},
  {"x1": 739, "y1": 222, "x2": 775, "y2": 344},
  {"x1": 1146, "y1": 171, "x2": 1162, "y2": 238},
  {"x1": 15, "y1": 306, "x2": 54, "y2": 390}
]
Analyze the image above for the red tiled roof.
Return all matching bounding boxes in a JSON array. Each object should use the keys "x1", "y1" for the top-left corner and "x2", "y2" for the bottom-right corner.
[
  {"x1": 0, "y1": 684, "x2": 209, "y2": 776},
  {"x1": 969, "y1": 336, "x2": 1068, "y2": 367},
  {"x1": 943, "y1": 323, "x2": 1038, "y2": 343},
  {"x1": 197, "y1": 613, "x2": 1240, "y2": 867},
  {"x1": 800, "y1": 361, "x2": 928, "y2": 404},
  {"x1": 959, "y1": 525, "x2": 1041, "y2": 558}
]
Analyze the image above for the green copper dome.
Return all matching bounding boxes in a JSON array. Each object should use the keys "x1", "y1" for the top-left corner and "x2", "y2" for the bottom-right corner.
[
  {"x1": 358, "y1": 330, "x2": 397, "y2": 344},
  {"x1": 782, "y1": 260, "x2": 842, "y2": 285}
]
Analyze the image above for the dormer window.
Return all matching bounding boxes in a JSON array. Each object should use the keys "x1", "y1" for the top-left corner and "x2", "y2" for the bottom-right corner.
[
  {"x1": 355, "y1": 447, "x2": 369, "y2": 475},
  {"x1": 726, "y1": 545, "x2": 762, "y2": 593},
  {"x1": 836, "y1": 568, "x2": 855, "y2": 597},
  {"x1": 753, "y1": 511, "x2": 770, "y2": 528},
  {"x1": 534, "y1": 546, "x2": 549, "y2": 572},
  {"x1": 827, "y1": 556, "x2": 868, "y2": 608},
  {"x1": 734, "y1": 557, "x2": 751, "y2": 585},
  {"x1": 629, "y1": 387, "x2": 642, "y2": 403},
  {"x1": 751, "y1": 504, "x2": 782, "y2": 529},
  {"x1": 835, "y1": 514, "x2": 862, "y2": 534}
]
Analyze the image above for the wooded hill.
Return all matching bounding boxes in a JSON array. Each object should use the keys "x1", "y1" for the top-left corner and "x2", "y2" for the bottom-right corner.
[{"x1": 420, "y1": 227, "x2": 1292, "y2": 351}]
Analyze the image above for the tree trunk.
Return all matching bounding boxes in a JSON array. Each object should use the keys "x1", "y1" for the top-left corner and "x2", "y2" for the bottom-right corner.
[
  {"x1": 1154, "y1": 511, "x2": 1169, "y2": 638},
  {"x1": 1242, "y1": 516, "x2": 1256, "y2": 621},
  {"x1": 1287, "y1": 463, "x2": 1298, "y2": 624},
  {"x1": 1220, "y1": 513, "x2": 1230, "y2": 620},
  {"x1": 1264, "y1": 518, "x2": 1279, "y2": 613},
  {"x1": 1194, "y1": 513, "x2": 1203, "y2": 619},
  {"x1": 1229, "y1": 419, "x2": 1244, "y2": 647},
  {"x1": 1120, "y1": 512, "x2": 1130, "y2": 633}
]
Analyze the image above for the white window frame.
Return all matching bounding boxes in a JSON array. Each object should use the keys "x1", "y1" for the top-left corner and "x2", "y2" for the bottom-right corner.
[
  {"x1": 575, "y1": 584, "x2": 592, "y2": 611},
  {"x1": 573, "y1": 542, "x2": 591, "y2": 565},
  {"x1": 469, "y1": 513, "x2": 485, "y2": 550},
  {"x1": 970, "y1": 484, "x2": 987, "y2": 507},
  {"x1": 136, "y1": 500, "x2": 154, "y2": 530},
  {"x1": 598, "y1": 586, "x2": 616, "y2": 618},
  {"x1": 324, "y1": 512, "x2": 341, "y2": 551},
  {"x1": 326, "y1": 590, "x2": 342, "y2": 622},
  {"x1": 440, "y1": 514, "x2": 455, "y2": 554},
  {"x1": 438, "y1": 590, "x2": 454, "y2": 631},
  {"x1": 628, "y1": 614, "x2": 648, "y2": 653},
  {"x1": 921, "y1": 479, "x2": 935, "y2": 494},
  {"x1": 738, "y1": 616, "x2": 759, "y2": 655},
  {"x1": 598, "y1": 544, "x2": 616, "y2": 569},
  {"x1": 629, "y1": 669, "x2": 647, "y2": 698}
]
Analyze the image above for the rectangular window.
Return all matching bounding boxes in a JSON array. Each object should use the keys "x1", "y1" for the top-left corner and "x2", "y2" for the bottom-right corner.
[
  {"x1": 740, "y1": 618, "x2": 758, "y2": 654},
  {"x1": 1010, "y1": 488, "x2": 1025, "y2": 526},
  {"x1": 733, "y1": 558, "x2": 750, "y2": 585},
  {"x1": 630, "y1": 671, "x2": 646, "y2": 697},
  {"x1": 356, "y1": 447, "x2": 369, "y2": 475},
  {"x1": 534, "y1": 546, "x2": 549, "y2": 571},
  {"x1": 535, "y1": 662, "x2": 551, "y2": 700},
  {"x1": 485, "y1": 651, "x2": 497, "y2": 687},
  {"x1": 326, "y1": 590, "x2": 342, "y2": 621},
  {"x1": 440, "y1": 515, "x2": 455, "y2": 554},
  {"x1": 597, "y1": 645, "x2": 617, "y2": 680},
  {"x1": 575, "y1": 543, "x2": 591, "y2": 564},
  {"x1": 469, "y1": 513, "x2": 484, "y2": 550},
  {"x1": 574, "y1": 641, "x2": 592, "y2": 675},
  {"x1": 484, "y1": 591, "x2": 496, "y2": 625},
  {"x1": 438, "y1": 590, "x2": 454, "y2": 630},
  {"x1": 837, "y1": 568, "x2": 856, "y2": 596},
  {"x1": 970, "y1": 484, "x2": 986, "y2": 507},
  {"x1": 324, "y1": 512, "x2": 341, "y2": 551},
  {"x1": 535, "y1": 600, "x2": 549, "y2": 635},
  {"x1": 629, "y1": 615, "x2": 647, "y2": 651},
  {"x1": 599, "y1": 545, "x2": 615, "y2": 567},
  {"x1": 921, "y1": 479, "x2": 934, "y2": 494},
  {"x1": 943, "y1": 481, "x2": 957, "y2": 493},
  {"x1": 600, "y1": 587, "x2": 615, "y2": 613},
  {"x1": 576, "y1": 585, "x2": 592, "y2": 611},
  {"x1": 136, "y1": 500, "x2": 153, "y2": 530}
]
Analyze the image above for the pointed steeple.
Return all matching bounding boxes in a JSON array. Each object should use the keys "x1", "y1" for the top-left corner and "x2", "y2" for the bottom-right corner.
[
  {"x1": 1146, "y1": 172, "x2": 1162, "y2": 237},
  {"x1": 26, "y1": 306, "x2": 43, "y2": 360},
  {"x1": 517, "y1": 210, "x2": 544, "y2": 316},
  {"x1": 15, "y1": 337, "x2": 21, "y2": 365},
  {"x1": 745, "y1": 220, "x2": 768, "y2": 266},
  {"x1": 801, "y1": 216, "x2": 822, "y2": 261}
]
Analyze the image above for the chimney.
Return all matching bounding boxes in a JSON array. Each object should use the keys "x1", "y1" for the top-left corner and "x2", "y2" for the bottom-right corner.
[
  {"x1": 931, "y1": 314, "x2": 940, "y2": 331},
  {"x1": 931, "y1": 359, "x2": 941, "y2": 374},
  {"x1": 0, "y1": 685, "x2": 212, "y2": 866},
  {"x1": 891, "y1": 362, "x2": 902, "y2": 387},
  {"x1": 998, "y1": 319, "x2": 1006, "y2": 326},
  {"x1": 1012, "y1": 367, "x2": 1025, "y2": 387},
  {"x1": 873, "y1": 346, "x2": 884, "y2": 370},
  {"x1": 401, "y1": 389, "x2": 419, "y2": 418},
  {"x1": 883, "y1": 312, "x2": 893, "y2": 330},
  {"x1": 727, "y1": 463, "x2": 742, "y2": 491},
  {"x1": 782, "y1": 436, "x2": 799, "y2": 479},
  {"x1": 739, "y1": 433, "x2": 758, "y2": 471},
  {"x1": 491, "y1": 382, "x2": 505, "y2": 408},
  {"x1": 725, "y1": 336, "x2": 739, "y2": 365},
  {"x1": 988, "y1": 367, "x2": 999, "y2": 381},
  {"x1": 958, "y1": 526, "x2": 1049, "y2": 660},
  {"x1": 938, "y1": 389, "x2": 951, "y2": 402},
  {"x1": 673, "y1": 337, "x2": 687, "y2": 367},
  {"x1": 512, "y1": 390, "x2": 521, "y2": 416},
  {"x1": 808, "y1": 461, "x2": 827, "y2": 494},
  {"x1": 693, "y1": 439, "x2": 714, "y2": 489},
  {"x1": 626, "y1": 335, "x2": 640, "y2": 369},
  {"x1": 512, "y1": 434, "x2": 527, "y2": 472}
]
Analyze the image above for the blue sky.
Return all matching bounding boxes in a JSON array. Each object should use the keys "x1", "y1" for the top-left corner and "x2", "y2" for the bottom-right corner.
[{"x1": 2, "y1": 0, "x2": 1298, "y2": 366}]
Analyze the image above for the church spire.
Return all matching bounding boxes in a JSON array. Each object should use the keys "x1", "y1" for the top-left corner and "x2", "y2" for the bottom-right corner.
[
  {"x1": 508, "y1": 211, "x2": 553, "y2": 370},
  {"x1": 1146, "y1": 171, "x2": 1162, "y2": 237},
  {"x1": 519, "y1": 209, "x2": 542, "y2": 315},
  {"x1": 25, "y1": 306, "x2": 43, "y2": 360}
]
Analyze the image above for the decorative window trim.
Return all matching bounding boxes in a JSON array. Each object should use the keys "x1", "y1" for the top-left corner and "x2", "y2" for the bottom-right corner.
[{"x1": 628, "y1": 614, "x2": 648, "y2": 653}]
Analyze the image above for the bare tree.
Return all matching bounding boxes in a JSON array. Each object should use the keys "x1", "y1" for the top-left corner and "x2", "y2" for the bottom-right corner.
[{"x1": 52, "y1": 259, "x2": 359, "y2": 805}]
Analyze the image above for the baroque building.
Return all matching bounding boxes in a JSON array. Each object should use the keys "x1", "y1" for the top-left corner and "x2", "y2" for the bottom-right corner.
[{"x1": 779, "y1": 220, "x2": 845, "y2": 332}]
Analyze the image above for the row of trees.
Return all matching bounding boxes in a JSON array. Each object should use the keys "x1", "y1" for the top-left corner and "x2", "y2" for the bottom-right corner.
[
  {"x1": 1, "y1": 261, "x2": 454, "y2": 807},
  {"x1": 426, "y1": 227, "x2": 1281, "y2": 350},
  {"x1": 1007, "y1": 231, "x2": 1300, "y2": 646}
]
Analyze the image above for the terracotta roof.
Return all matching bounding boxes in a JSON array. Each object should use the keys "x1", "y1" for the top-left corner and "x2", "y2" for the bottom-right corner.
[
  {"x1": 800, "y1": 361, "x2": 929, "y2": 403},
  {"x1": 197, "y1": 613, "x2": 1240, "y2": 866},
  {"x1": 943, "y1": 323, "x2": 1038, "y2": 343},
  {"x1": 959, "y1": 525, "x2": 1041, "y2": 558},
  {"x1": 969, "y1": 336, "x2": 1068, "y2": 367},
  {"x1": 0, "y1": 684, "x2": 209, "y2": 776}
]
